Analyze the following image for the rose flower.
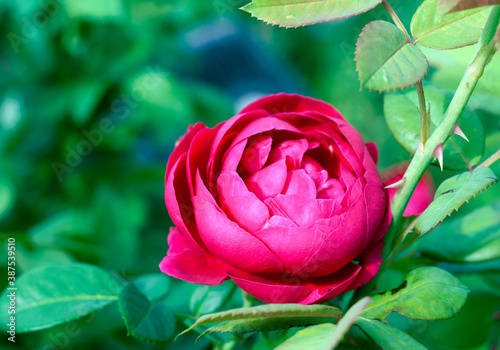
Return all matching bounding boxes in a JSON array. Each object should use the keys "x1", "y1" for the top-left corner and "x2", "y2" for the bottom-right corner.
[{"x1": 160, "y1": 94, "x2": 419, "y2": 305}]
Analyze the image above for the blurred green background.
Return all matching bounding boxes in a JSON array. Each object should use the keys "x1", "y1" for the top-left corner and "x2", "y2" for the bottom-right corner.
[{"x1": 0, "y1": 0, "x2": 499, "y2": 349}]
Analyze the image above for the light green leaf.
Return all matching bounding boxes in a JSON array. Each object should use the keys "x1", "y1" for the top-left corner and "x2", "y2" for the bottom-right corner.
[
  {"x1": 411, "y1": 0, "x2": 491, "y2": 49},
  {"x1": 201, "y1": 317, "x2": 333, "y2": 337},
  {"x1": 384, "y1": 84, "x2": 484, "y2": 170},
  {"x1": 275, "y1": 324, "x2": 336, "y2": 350},
  {"x1": 438, "y1": 0, "x2": 500, "y2": 13},
  {"x1": 241, "y1": 0, "x2": 382, "y2": 28},
  {"x1": 415, "y1": 167, "x2": 498, "y2": 235},
  {"x1": 64, "y1": 0, "x2": 125, "y2": 21},
  {"x1": 363, "y1": 267, "x2": 469, "y2": 320},
  {"x1": 118, "y1": 275, "x2": 175, "y2": 344},
  {"x1": 356, "y1": 21, "x2": 428, "y2": 92},
  {"x1": 190, "y1": 282, "x2": 235, "y2": 317},
  {"x1": 0, "y1": 263, "x2": 122, "y2": 332},
  {"x1": 357, "y1": 318, "x2": 427, "y2": 350},
  {"x1": 419, "y1": 203, "x2": 500, "y2": 262},
  {"x1": 179, "y1": 304, "x2": 342, "y2": 337}
]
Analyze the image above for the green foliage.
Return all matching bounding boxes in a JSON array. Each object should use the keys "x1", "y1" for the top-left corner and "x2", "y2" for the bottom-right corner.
[
  {"x1": 411, "y1": 0, "x2": 491, "y2": 49},
  {"x1": 416, "y1": 167, "x2": 498, "y2": 234},
  {"x1": 384, "y1": 84, "x2": 484, "y2": 170},
  {"x1": 181, "y1": 304, "x2": 343, "y2": 336},
  {"x1": 419, "y1": 203, "x2": 500, "y2": 262},
  {"x1": 363, "y1": 267, "x2": 469, "y2": 320},
  {"x1": 356, "y1": 318, "x2": 427, "y2": 350},
  {"x1": 355, "y1": 21, "x2": 428, "y2": 91},
  {"x1": 275, "y1": 324, "x2": 336, "y2": 350},
  {"x1": 118, "y1": 275, "x2": 176, "y2": 344},
  {"x1": 241, "y1": 0, "x2": 382, "y2": 27},
  {"x1": 0, "y1": 263, "x2": 123, "y2": 333}
]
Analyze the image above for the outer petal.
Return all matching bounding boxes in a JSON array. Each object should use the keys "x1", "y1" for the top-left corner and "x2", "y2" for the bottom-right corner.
[
  {"x1": 347, "y1": 240, "x2": 384, "y2": 291},
  {"x1": 227, "y1": 263, "x2": 361, "y2": 305},
  {"x1": 240, "y1": 93, "x2": 345, "y2": 124},
  {"x1": 193, "y1": 197, "x2": 284, "y2": 274},
  {"x1": 159, "y1": 227, "x2": 229, "y2": 285}
]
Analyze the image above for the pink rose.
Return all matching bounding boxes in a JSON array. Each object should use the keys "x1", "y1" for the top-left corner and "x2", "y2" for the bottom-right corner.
[{"x1": 160, "y1": 93, "x2": 391, "y2": 304}]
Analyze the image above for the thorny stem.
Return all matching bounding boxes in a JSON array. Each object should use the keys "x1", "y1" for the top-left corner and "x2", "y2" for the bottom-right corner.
[
  {"x1": 382, "y1": 0, "x2": 431, "y2": 148},
  {"x1": 354, "y1": 6, "x2": 500, "y2": 303},
  {"x1": 476, "y1": 149, "x2": 500, "y2": 169}
]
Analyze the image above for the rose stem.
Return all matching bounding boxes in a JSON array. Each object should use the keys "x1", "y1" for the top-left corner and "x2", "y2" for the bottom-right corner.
[
  {"x1": 476, "y1": 148, "x2": 500, "y2": 169},
  {"x1": 354, "y1": 6, "x2": 500, "y2": 302},
  {"x1": 382, "y1": 0, "x2": 430, "y2": 147}
]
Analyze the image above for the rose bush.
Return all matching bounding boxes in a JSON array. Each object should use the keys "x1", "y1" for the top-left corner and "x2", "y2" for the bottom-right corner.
[{"x1": 160, "y1": 93, "x2": 396, "y2": 304}]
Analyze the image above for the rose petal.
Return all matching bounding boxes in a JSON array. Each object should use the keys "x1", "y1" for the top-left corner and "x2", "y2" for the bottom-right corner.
[
  {"x1": 254, "y1": 226, "x2": 324, "y2": 273},
  {"x1": 265, "y1": 194, "x2": 321, "y2": 227},
  {"x1": 227, "y1": 268, "x2": 311, "y2": 304},
  {"x1": 245, "y1": 159, "x2": 288, "y2": 201},
  {"x1": 362, "y1": 149, "x2": 387, "y2": 241},
  {"x1": 159, "y1": 227, "x2": 229, "y2": 285},
  {"x1": 240, "y1": 136, "x2": 273, "y2": 177},
  {"x1": 187, "y1": 127, "x2": 218, "y2": 196},
  {"x1": 193, "y1": 196, "x2": 283, "y2": 274},
  {"x1": 283, "y1": 169, "x2": 317, "y2": 199},
  {"x1": 268, "y1": 139, "x2": 309, "y2": 168},
  {"x1": 347, "y1": 240, "x2": 384, "y2": 291},
  {"x1": 167, "y1": 123, "x2": 205, "y2": 175},
  {"x1": 317, "y1": 178, "x2": 344, "y2": 200},
  {"x1": 366, "y1": 141, "x2": 379, "y2": 164}
]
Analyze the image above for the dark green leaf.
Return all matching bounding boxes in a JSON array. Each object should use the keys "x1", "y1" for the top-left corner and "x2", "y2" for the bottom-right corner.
[
  {"x1": 357, "y1": 318, "x2": 427, "y2": 350},
  {"x1": 438, "y1": 0, "x2": 500, "y2": 13},
  {"x1": 0, "y1": 263, "x2": 122, "y2": 332},
  {"x1": 419, "y1": 203, "x2": 500, "y2": 262},
  {"x1": 363, "y1": 267, "x2": 469, "y2": 320},
  {"x1": 241, "y1": 0, "x2": 382, "y2": 28},
  {"x1": 275, "y1": 324, "x2": 336, "y2": 350},
  {"x1": 384, "y1": 84, "x2": 484, "y2": 170},
  {"x1": 411, "y1": 0, "x2": 491, "y2": 49},
  {"x1": 415, "y1": 167, "x2": 498, "y2": 235},
  {"x1": 118, "y1": 276, "x2": 175, "y2": 344},
  {"x1": 356, "y1": 21, "x2": 428, "y2": 92},
  {"x1": 179, "y1": 304, "x2": 342, "y2": 337}
]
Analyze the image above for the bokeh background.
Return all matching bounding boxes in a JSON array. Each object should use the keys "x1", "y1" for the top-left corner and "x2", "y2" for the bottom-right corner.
[{"x1": 1, "y1": 0, "x2": 499, "y2": 349}]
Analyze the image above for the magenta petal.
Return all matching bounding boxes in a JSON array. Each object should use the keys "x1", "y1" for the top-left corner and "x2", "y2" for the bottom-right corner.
[
  {"x1": 240, "y1": 136, "x2": 273, "y2": 176},
  {"x1": 222, "y1": 196, "x2": 269, "y2": 233},
  {"x1": 159, "y1": 227, "x2": 229, "y2": 285},
  {"x1": 268, "y1": 139, "x2": 309, "y2": 168},
  {"x1": 300, "y1": 263, "x2": 361, "y2": 305},
  {"x1": 366, "y1": 141, "x2": 379, "y2": 164},
  {"x1": 283, "y1": 170, "x2": 317, "y2": 199},
  {"x1": 265, "y1": 195, "x2": 321, "y2": 227},
  {"x1": 227, "y1": 268, "x2": 311, "y2": 304},
  {"x1": 221, "y1": 140, "x2": 248, "y2": 173},
  {"x1": 317, "y1": 178, "x2": 344, "y2": 200},
  {"x1": 166, "y1": 123, "x2": 205, "y2": 175},
  {"x1": 362, "y1": 150, "x2": 387, "y2": 240},
  {"x1": 193, "y1": 196, "x2": 283, "y2": 274},
  {"x1": 254, "y1": 226, "x2": 323, "y2": 273},
  {"x1": 347, "y1": 240, "x2": 384, "y2": 291},
  {"x1": 293, "y1": 192, "x2": 367, "y2": 277},
  {"x1": 245, "y1": 159, "x2": 288, "y2": 201}
]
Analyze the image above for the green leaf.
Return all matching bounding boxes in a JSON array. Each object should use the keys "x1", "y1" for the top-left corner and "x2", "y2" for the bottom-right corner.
[
  {"x1": 275, "y1": 324, "x2": 336, "y2": 350},
  {"x1": 438, "y1": 0, "x2": 500, "y2": 13},
  {"x1": 190, "y1": 282, "x2": 235, "y2": 317},
  {"x1": 411, "y1": 0, "x2": 491, "y2": 49},
  {"x1": 64, "y1": 0, "x2": 125, "y2": 21},
  {"x1": 201, "y1": 317, "x2": 333, "y2": 337},
  {"x1": 418, "y1": 203, "x2": 500, "y2": 262},
  {"x1": 118, "y1": 275, "x2": 175, "y2": 344},
  {"x1": 363, "y1": 267, "x2": 469, "y2": 320},
  {"x1": 179, "y1": 304, "x2": 343, "y2": 337},
  {"x1": 328, "y1": 296, "x2": 372, "y2": 348},
  {"x1": 241, "y1": 0, "x2": 382, "y2": 28},
  {"x1": 0, "y1": 263, "x2": 122, "y2": 332},
  {"x1": 355, "y1": 21, "x2": 428, "y2": 92},
  {"x1": 415, "y1": 167, "x2": 498, "y2": 235},
  {"x1": 356, "y1": 318, "x2": 427, "y2": 350},
  {"x1": 384, "y1": 84, "x2": 484, "y2": 170}
]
